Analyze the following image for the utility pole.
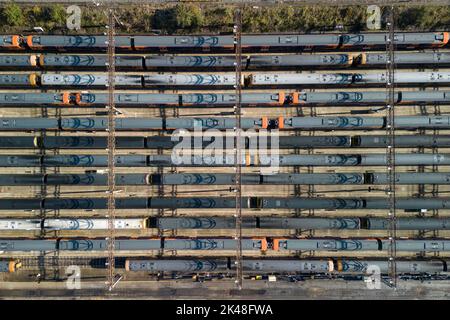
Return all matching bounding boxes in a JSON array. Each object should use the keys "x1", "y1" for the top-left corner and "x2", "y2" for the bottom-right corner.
[
  {"x1": 106, "y1": 6, "x2": 118, "y2": 292},
  {"x1": 233, "y1": 7, "x2": 243, "y2": 290},
  {"x1": 385, "y1": 5, "x2": 397, "y2": 288}
]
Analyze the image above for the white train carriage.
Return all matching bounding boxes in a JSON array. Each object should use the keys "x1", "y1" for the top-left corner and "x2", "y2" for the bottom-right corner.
[
  {"x1": 0, "y1": 218, "x2": 147, "y2": 230},
  {"x1": 0, "y1": 219, "x2": 41, "y2": 230}
]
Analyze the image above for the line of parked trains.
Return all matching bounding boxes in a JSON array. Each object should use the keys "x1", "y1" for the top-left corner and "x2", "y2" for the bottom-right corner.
[
  {"x1": 0, "y1": 237, "x2": 448, "y2": 252},
  {"x1": 0, "y1": 172, "x2": 449, "y2": 185},
  {"x1": 1, "y1": 154, "x2": 450, "y2": 167},
  {"x1": 0, "y1": 217, "x2": 449, "y2": 231},
  {"x1": 123, "y1": 258, "x2": 450, "y2": 275},
  {"x1": 2, "y1": 116, "x2": 450, "y2": 131},
  {"x1": 1, "y1": 33, "x2": 448, "y2": 51},
  {"x1": 2, "y1": 258, "x2": 448, "y2": 275},
  {"x1": 1, "y1": 135, "x2": 450, "y2": 149},
  {"x1": 0, "y1": 196, "x2": 449, "y2": 210},
  {"x1": 0, "y1": 91, "x2": 449, "y2": 106},
  {"x1": 2, "y1": 52, "x2": 450, "y2": 70},
  {"x1": 3, "y1": 71, "x2": 450, "y2": 88}
]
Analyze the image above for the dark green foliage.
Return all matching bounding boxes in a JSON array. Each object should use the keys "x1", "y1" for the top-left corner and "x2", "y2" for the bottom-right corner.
[
  {"x1": 1, "y1": 2, "x2": 25, "y2": 27},
  {"x1": 397, "y1": 5, "x2": 450, "y2": 30},
  {"x1": 152, "y1": 4, "x2": 203, "y2": 33},
  {"x1": 0, "y1": 3, "x2": 449, "y2": 34},
  {"x1": 175, "y1": 4, "x2": 203, "y2": 30},
  {"x1": 152, "y1": 7, "x2": 177, "y2": 33},
  {"x1": 47, "y1": 4, "x2": 66, "y2": 26}
]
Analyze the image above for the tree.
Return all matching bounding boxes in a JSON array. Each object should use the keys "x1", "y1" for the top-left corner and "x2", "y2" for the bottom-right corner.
[
  {"x1": 152, "y1": 7, "x2": 177, "y2": 33},
  {"x1": 175, "y1": 4, "x2": 203, "y2": 31}
]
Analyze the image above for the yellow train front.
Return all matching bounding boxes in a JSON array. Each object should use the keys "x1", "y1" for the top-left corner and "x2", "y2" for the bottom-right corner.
[{"x1": 0, "y1": 259, "x2": 21, "y2": 273}]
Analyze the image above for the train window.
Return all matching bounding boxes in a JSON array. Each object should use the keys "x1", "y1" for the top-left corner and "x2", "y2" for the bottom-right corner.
[
  {"x1": 0, "y1": 242, "x2": 12, "y2": 249},
  {"x1": 4, "y1": 94, "x2": 23, "y2": 101},
  {"x1": 431, "y1": 117, "x2": 445, "y2": 125},
  {"x1": 278, "y1": 36, "x2": 297, "y2": 44},
  {"x1": 393, "y1": 34, "x2": 404, "y2": 41},
  {"x1": 430, "y1": 242, "x2": 440, "y2": 249},
  {"x1": 175, "y1": 37, "x2": 191, "y2": 44},
  {"x1": 118, "y1": 94, "x2": 138, "y2": 102},
  {"x1": 322, "y1": 241, "x2": 334, "y2": 249}
]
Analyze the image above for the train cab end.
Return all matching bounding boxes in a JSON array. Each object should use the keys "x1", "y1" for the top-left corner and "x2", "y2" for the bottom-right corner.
[
  {"x1": 278, "y1": 91, "x2": 285, "y2": 104},
  {"x1": 62, "y1": 92, "x2": 71, "y2": 105},
  {"x1": 29, "y1": 73, "x2": 38, "y2": 86},
  {"x1": 29, "y1": 55, "x2": 38, "y2": 67},
  {"x1": 327, "y1": 259, "x2": 335, "y2": 272}
]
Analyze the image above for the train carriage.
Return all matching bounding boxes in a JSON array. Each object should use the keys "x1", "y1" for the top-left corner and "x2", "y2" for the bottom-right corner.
[
  {"x1": 145, "y1": 55, "x2": 242, "y2": 68},
  {"x1": 0, "y1": 32, "x2": 447, "y2": 52},
  {"x1": 40, "y1": 54, "x2": 143, "y2": 68},
  {"x1": 26, "y1": 35, "x2": 132, "y2": 50},
  {"x1": 41, "y1": 74, "x2": 143, "y2": 87},
  {"x1": 341, "y1": 32, "x2": 449, "y2": 48},
  {"x1": 0, "y1": 36, "x2": 21, "y2": 50},
  {"x1": 0, "y1": 55, "x2": 37, "y2": 67}
]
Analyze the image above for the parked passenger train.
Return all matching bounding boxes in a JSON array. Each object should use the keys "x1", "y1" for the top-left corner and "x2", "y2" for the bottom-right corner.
[
  {"x1": 1, "y1": 116, "x2": 450, "y2": 131},
  {"x1": 2, "y1": 71, "x2": 450, "y2": 88},
  {"x1": 0, "y1": 237, "x2": 448, "y2": 252},
  {"x1": 0, "y1": 91, "x2": 449, "y2": 107},
  {"x1": 124, "y1": 258, "x2": 448, "y2": 275},
  {"x1": 1, "y1": 52, "x2": 450, "y2": 70},
  {"x1": 0, "y1": 154, "x2": 449, "y2": 167},
  {"x1": 0, "y1": 172, "x2": 449, "y2": 185},
  {"x1": 2, "y1": 217, "x2": 448, "y2": 231},
  {"x1": 1, "y1": 32, "x2": 448, "y2": 52},
  {"x1": 0, "y1": 196, "x2": 449, "y2": 210},
  {"x1": 1, "y1": 135, "x2": 449, "y2": 149}
]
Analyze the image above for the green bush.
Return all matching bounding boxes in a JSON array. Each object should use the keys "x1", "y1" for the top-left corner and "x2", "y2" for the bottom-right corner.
[
  {"x1": 152, "y1": 7, "x2": 177, "y2": 33},
  {"x1": 0, "y1": 3, "x2": 449, "y2": 34},
  {"x1": 175, "y1": 4, "x2": 203, "y2": 31},
  {"x1": 2, "y1": 2, "x2": 25, "y2": 27},
  {"x1": 152, "y1": 4, "x2": 203, "y2": 33},
  {"x1": 48, "y1": 4, "x2": 66, "y2": 26}
]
